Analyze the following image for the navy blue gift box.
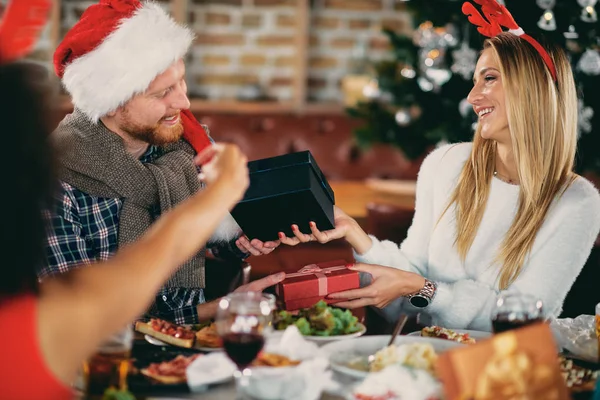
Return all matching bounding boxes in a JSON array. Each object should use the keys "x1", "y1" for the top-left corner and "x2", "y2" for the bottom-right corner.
[{"x1": 231, "y1": 151, "x2": 335, "y2": 242}]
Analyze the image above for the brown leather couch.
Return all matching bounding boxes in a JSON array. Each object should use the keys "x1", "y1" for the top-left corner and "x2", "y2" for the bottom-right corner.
[{"x1": 198, "y1": 113, "x2": 421, "y2": 181}]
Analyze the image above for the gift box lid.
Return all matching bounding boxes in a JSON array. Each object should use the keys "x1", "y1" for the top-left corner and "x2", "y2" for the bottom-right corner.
[
  {"x1": 231, "y1": 151, "x2": 336, "y2": 241},
  {"x1": 242, "y1": 150, "x2": 334, "y2": 205}
]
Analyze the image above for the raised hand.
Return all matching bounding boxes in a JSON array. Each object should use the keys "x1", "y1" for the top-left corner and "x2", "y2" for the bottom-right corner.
[{"x1": 195, "y1": 143, "x2": 249, "y2": 203}]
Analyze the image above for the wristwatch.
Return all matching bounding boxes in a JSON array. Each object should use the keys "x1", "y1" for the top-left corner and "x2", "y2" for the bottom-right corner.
[{"x1": 405, "y1": 278, "x2": 437, "y2": 308}]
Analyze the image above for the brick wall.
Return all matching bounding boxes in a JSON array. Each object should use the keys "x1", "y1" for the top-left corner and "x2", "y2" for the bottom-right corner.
[{"x1": 40, "y1": 0, "x2": 413, "y2": 103}]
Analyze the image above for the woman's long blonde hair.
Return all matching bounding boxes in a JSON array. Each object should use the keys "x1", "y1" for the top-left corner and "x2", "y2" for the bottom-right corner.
[{"x1": 445, "y1": 33, "x2": 578, "y2": 289}]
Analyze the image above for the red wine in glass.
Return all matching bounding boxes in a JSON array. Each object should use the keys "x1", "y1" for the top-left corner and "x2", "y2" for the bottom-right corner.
[
  {"x1": 492, "y1": 314, "x2": 543, "y2": 334},
  {"x1": 222, "y1": 332, "x2": 265, "y2": 369}
]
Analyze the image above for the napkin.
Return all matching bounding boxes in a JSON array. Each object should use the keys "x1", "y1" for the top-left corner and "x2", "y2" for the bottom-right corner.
[
  {"x1": 186, "y1": 352, "x2": 236, "y2": 392},
  {"x1": 350, "y1": 364, "x2": 442, "y2": 400},
  {"x1": 246, "y1": 326, "x2": 338, "y2": 400},
  {"x1": 550, "y1": 315, "x2": 598, "y2": 362}
]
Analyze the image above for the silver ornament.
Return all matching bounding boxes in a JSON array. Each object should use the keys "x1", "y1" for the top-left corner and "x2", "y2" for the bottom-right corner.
[
  {"x1": 417, "y1": 77, "x2": 434, "y2": 92},
  {"x1": 538, "y1": 10, "x2": 557, "y2": 31},
  {"x1": 577, "y1": 49, "x2": 600, "y2": 75},
  {"x1": 459, "y1": 98, "x2": 472, "y2": 118},
  {"x1": 536, "y1": 0, "x2": 556, "y2": 9},
  {"x1": 581, "y1": 5, "x2": 598, "y2": 23},
  {"x1": 362, "y1": 79, "x2": 381, "y2": 99},
  {"x1": 452, "y1": 43, "x2": 478, "y2": 80},
  {"x1": 395, "y1": 109, "x2": 411, "y2": 126},
  {"x1": 401, "y1": 67, "x2": 417, "y2": 79},
  {"x1": 577, "y1": 0, "x2": 597, "y2": 7},
  {"x1": 578, "y1": 99, "x2": 594, "y2": 136}
]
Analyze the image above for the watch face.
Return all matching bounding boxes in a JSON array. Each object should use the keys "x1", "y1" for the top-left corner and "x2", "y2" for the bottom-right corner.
[{"x1": 410, "y1": 295, "x2": 429, "y2": 308}]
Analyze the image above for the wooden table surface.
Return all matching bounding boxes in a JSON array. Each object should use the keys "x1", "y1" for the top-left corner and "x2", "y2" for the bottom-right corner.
[{"x1": 329, "y1": 179, "x2": 415, "y2": 219}]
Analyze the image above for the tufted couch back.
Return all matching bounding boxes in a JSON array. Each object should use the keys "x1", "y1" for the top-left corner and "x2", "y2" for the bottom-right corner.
[{"x1": 197, "y1": 113, "x2": 421, "y2": 181}]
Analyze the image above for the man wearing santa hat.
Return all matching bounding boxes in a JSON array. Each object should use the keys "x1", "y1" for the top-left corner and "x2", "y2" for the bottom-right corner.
[{"x1": 41, "y1": 0, "x2": 282, "y2": 323}]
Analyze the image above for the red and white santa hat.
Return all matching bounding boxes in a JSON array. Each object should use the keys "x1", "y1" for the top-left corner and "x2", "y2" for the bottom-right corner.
[{"x1": 54, "y1": 0, "x2": 194, "y2": 122}]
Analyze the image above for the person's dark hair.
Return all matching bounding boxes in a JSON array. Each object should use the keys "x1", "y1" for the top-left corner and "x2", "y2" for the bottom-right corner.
[{"x1": 0, "y1": 62, "x2": 56, "y2": 296}]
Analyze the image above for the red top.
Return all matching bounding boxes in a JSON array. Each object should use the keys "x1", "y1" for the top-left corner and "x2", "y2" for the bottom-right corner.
[{"x1": 0, "y1": 295, "x2": 73, "y2": 399}]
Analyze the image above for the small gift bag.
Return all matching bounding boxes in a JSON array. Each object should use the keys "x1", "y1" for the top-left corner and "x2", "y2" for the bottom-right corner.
[{"x1": 436, "y1": 323, "x2": 570, "y2": 400}]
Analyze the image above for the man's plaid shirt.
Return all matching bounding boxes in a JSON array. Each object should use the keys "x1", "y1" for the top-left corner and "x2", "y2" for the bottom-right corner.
[{"x1": 40, "y1": 146, "x2": 247, "y2": 324}]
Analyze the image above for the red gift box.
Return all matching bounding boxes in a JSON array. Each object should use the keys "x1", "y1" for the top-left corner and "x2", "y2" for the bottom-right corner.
[{"x1": 275, "y1": 260, "x2": 360, "y2": 311}]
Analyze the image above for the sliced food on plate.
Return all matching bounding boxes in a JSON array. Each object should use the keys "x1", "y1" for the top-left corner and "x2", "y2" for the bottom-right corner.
[
  {"x1": 252, "y1": 352, "x2": 301, "y2": 368},
  {"x1": 135, "y1": 318, "x2": 196, "y2": 348},
  {"x1": 140, "y1": 354, "x2": 201, "y2": 384},
  {"x1": 369, "y1": 342, "x2": 438, "y2": 374},
  {"x1": 195, "y1": 323, "x2": 222, "y2": 348},
  {"x1": 421, "y1": 326, "x2": 476, "y2": 344}
]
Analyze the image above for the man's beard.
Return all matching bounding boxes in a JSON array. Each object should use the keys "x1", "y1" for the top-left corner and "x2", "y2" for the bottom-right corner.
[{"x1": 119, "y1": 111, "x2": 184, "y2": 146}]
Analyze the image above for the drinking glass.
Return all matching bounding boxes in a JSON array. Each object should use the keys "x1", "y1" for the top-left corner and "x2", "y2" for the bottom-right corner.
[
  {"x1": 491, "y1": 292, "x2": 544, "y2": 334},
  {"x1": 82, "y1": 324, "x2": 133, "y2": 397},
  {"x1": 215, "y1": 292, "x2": 273, "y2": 399}
]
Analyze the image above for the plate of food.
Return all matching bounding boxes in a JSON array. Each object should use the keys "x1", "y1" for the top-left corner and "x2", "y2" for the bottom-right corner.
[
  {"x1": 136, "y1": 318, "x2": 222, "y2": 352},
  {"x1": 322, "y1": 335, "x2": 463, "y2": 379},
  {"x1": 272, "y1": 300, "x2": 366, "y2": 343},
  {"x1": 407, "y1": 325, "x2": 490, "y2": 344}
]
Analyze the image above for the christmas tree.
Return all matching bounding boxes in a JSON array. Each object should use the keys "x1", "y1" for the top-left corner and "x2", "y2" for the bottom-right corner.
[{"x1": 347, "y1": 0, "x2": 600, "y2": 176}]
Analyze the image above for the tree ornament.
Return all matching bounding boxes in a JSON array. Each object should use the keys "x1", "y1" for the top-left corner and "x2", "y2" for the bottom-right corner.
[
  {"x1": 577, "y1": 49, "x2": 600, "y2": 75},
  {"x1": 536, "y1": 0, "x2": 556, "y2": 9},
  {"x1": 537, "y1": 9, "x2": 557, "y2": 31},
  {"x1": 578, "y1": 0, "x2": 598, "y2": 22},
  {"x1": 459, "y1": 98, "x2": 472, "y2": 117},
  {"x1": 578, "y1": 99, "x2": 594, "y2": 136},
  {"x1": 564, "y1": 25, "x2": 579, "y2": 39},
  {"x1": 362, "y1": 78, "x2": 381, "y2": 99},
  {"x1": 395, "y1": 109, "x2": 412, "y2": 126},
  {"x1": 417, "y1": 77, "x2": 434, "y2": 92},
  {"x1": 401, "y1": 66, "x2": 417, "y2": 79},
  {"x1": 452, "y1": 42, "x2": 477, "y2": 80}
]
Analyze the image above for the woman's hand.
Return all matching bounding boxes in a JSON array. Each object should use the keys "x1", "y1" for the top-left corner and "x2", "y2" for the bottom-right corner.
[
  {"x1": 326, "y1": 263, "x2": 425, "y2": 309},
  {"x1": 278, "y1": 206, "x2": 361, "y2": 245},
  {"x1": 195, "y1": 143, "x2": 249, "y2": 203}
]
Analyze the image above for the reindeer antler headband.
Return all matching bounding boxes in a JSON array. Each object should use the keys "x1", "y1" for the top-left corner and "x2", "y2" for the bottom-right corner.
[{"x1": 462, "y1": 0, "x2": 557, "y2": 82}]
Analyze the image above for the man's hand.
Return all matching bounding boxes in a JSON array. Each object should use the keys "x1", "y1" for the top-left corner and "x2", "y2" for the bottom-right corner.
[
  {"x1": 326, "y1": 263, "x2": 425, "y2": 309},
  {"x1": 233, "y1": 272, "x2": 286, "y2": 293},
  {"x1": 235, "y1": 235, "x2": 280, "y2": 256},
  {"x1": 197, "y1": 272, "x2": 285, "y2": 321},
  {"x1": 195, "y1": 144, "x2": 249, "y2": 203}
]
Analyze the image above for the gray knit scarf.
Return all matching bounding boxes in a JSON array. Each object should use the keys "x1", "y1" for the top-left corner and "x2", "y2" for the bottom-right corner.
[{"x1": 52, "y1": 109, "x2": 205, "y2": 288}]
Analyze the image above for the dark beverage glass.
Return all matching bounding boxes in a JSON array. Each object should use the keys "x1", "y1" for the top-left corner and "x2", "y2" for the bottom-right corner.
[
  {"x1": 222, "y1": 332, "x2": 266, "y2": 369},
  {"x1": 491, "y1": 292, "x2": 544, "y2": 334},
  {"x1": 215, "y1": 292, "x2": 272, "y2": 399},
  {"x1": 82, "y1": 325, "x2": 133, "y2": 399}
]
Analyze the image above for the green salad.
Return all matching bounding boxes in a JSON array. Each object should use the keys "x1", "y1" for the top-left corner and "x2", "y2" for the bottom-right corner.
[{"x1": 273, "y1": 300, "x2": 362, "y2": 336}]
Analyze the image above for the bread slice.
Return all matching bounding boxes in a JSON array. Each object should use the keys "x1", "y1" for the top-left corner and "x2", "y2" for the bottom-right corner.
[{"x1": 135, "y1": 321, "x2": 195, "y2": 348}]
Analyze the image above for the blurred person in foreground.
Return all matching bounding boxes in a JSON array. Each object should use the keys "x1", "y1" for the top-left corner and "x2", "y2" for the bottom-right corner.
[
  {"x1": 280, "y1": 1, "x2": 600, "y2": 331},
  {"x1": 0, "y1": 61, "x2": 285, "y2": 399}
]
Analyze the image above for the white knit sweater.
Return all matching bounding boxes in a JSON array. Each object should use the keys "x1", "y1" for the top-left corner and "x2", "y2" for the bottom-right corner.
[{"x1": 355, "y1": 143, "x2": 600, "y2": 331}]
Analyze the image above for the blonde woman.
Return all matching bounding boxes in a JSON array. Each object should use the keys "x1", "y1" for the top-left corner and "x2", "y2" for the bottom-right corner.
[{"x1": 280, "y1": 33, "x2": 600, "y2": 331}]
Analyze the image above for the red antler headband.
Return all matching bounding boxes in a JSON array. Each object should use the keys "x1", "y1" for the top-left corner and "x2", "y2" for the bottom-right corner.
[
  {"x1": 0, "y1": 0, "x2": 52, "y2": 64},
  {"x1": 462, "y1": 0, "x2": 557, "y2": 82}
]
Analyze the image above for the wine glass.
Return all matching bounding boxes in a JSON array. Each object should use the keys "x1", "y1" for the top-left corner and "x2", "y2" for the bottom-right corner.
[
  {"x1": 491, "y1": 292, "x2": 544, "y2": 334},
  {"x1": 215, "y1": 292, "x2": 273, "y2": 399}
]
